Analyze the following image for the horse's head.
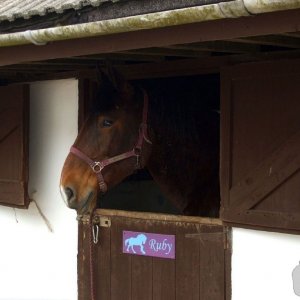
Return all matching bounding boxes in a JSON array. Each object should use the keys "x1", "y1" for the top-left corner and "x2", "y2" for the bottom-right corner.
[{"x1": 60, "y1": 68, "x2": 152, "y2": 214}]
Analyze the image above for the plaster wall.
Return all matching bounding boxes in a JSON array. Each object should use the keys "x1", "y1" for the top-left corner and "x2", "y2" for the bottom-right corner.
[
  {"x1": 232, "y1": 227, "x2": 300, "y2": 300},
  {"x1": 0, "y1": 79, "x2": 78, "y2": 300}
]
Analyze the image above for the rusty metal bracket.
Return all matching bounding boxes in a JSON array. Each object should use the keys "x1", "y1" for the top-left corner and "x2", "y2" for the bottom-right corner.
[{"x1": 99, "y1": 216, "x2": 111, "y2": 228}]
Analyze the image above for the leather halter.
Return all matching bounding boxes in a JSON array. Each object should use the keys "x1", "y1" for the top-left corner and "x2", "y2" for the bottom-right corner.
[{"x1": 70, "y1": 92, "x2": 152, "y2": 193}]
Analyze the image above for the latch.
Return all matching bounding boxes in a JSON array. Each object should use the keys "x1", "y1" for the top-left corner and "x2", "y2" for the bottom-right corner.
[
  {"x1": 99, "y1": 216, "x2": 111, "y2": 228},
  {"x1": 92, "y1": 215, "x2": 111, "y2": 228},
  {"x1": 91, "y1": 216, "x2": 111, "y2": 244}
]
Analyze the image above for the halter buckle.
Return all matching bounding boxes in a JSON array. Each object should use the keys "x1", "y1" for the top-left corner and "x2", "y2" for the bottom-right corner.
[
  {"x1": 134, "y1": 147, "x2": 142, "y2": 169},
  {"x1": 91, "y1": 162, "x2": 103, "y2": 173}
]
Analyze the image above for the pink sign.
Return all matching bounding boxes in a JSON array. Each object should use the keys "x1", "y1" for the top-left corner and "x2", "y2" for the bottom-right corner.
[{"x1": 123, "y1": 231, "x2": 175, "y2": 259}]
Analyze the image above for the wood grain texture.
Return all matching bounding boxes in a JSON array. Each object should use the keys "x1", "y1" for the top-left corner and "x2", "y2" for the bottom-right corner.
[
  {"x1": 0, "y1": 84, "x2": 29, "y2": 207},
  {"x1": 78, "y1": 210, "x2": 229, "y2": 299},
  {"x1": 221, "y1": 58, "x2": 300, "y2": 232}
]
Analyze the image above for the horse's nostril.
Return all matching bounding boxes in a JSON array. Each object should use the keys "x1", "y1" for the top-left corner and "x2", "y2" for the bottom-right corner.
[
  {"x1": 61, "y1": 186, "x2": 77, "y2": 208},
  {"x1": 64, "y1": 187, "x2": 74, "y2": 201}
]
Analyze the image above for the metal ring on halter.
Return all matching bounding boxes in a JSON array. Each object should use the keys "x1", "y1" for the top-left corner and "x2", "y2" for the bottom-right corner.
[{"x1": 91, "y1": 162, "x2": 103, "y2": 173}]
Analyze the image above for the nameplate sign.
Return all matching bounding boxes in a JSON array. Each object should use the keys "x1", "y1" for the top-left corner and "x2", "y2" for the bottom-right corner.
[{"x1": 123, "y1": 230, "x2": 175, "y2": 259}]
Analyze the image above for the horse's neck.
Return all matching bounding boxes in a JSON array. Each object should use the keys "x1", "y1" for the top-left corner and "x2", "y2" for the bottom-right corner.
[{"x1": 147, "y1": 144, "x2": 220, "y2": 218}]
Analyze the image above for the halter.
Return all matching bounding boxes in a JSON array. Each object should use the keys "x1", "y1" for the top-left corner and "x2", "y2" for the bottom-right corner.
[{"x1": 70, "y1": 91, "x2": 152, "y2": 193}]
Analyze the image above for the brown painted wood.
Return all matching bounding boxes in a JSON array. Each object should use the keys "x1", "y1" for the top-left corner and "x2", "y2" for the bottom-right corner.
[
  {"x1": 95, "y1": 224, "x2": 111, "y2": 299},
  {"x1": 1, "y1": 50, "x2": 300, "y2": 85},
  {"x1": 0, "y1": 8, "x2": 300, "y2": 67},
  {"x1": 130, "y1": 220, "x2": 153, "y2": 300},
  {"x1": 229, "y1": 130, "x2": 300, "y2": 212},
  {"x1": 152, "y1": 222, "x2": 176, "y2": 300},
  {"x1": 232, "y1": 35, "x2": 300, "y2": 48},
  {"x1": 199, "y1": 225, "x2": 225, "y2": 299},
  {"x1": 0, "y1": 84, "x2": 29, "y2": 208},
  {"x1": 220, "y1": 58, "x2": 300, "y2": 232},
  {"x1": 78, "y1": 221, "x2": 92, "y2": 300},
  {"x1": 110, "y1": 217, "x2": 132, "y2": 300},
  {"x1": 96, "y1": 209, "x2": 222, "y2": 225},
  {"x1": 175, "y1": 223, "x2": 200, "y2": 300},
  {"x1": 78, "y1": 210, "x2": 229, "y2": 300}
]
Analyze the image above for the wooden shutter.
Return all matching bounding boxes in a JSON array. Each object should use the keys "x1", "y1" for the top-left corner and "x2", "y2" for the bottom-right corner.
[
  {"x1": 0, "y1": 84, "x2": 29, "y2": 208},
  {"x1": 220, "y1": 59, "x2": 300, "y2": 233}
]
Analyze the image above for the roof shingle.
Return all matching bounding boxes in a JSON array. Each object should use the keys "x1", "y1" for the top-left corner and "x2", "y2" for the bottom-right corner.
[{"x1": 0, "y1": 0, "x2": 113, "y2": 22}]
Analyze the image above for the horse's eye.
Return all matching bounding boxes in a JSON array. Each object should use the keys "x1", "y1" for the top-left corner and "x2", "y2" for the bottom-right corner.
[{"x1": 102, "y1": 119, "x2": 114, "y2": 127}]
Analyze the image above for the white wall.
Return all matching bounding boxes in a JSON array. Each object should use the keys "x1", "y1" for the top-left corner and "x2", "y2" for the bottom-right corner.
[
  {"x1": 232, "y1": 227, "x2": 300, "y2": 300},
  {"x1": 0, "y1": 79, "x2": 78, "y2": 300}
]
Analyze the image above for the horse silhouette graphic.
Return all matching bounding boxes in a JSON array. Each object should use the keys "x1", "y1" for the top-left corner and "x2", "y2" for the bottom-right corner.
[{"x1": 125, "y1": 234, "x2": 147, "y2": 254}]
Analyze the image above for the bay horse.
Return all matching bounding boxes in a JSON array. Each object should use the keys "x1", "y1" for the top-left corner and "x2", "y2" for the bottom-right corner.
[{"x1": 60, "y1": 68, "x2": 220, "y2": 217}]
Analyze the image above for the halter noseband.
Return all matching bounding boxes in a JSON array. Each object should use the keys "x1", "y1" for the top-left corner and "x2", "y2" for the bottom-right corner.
[{"x1": 70, "y1": 92, "x2": 152, "y2": 193}]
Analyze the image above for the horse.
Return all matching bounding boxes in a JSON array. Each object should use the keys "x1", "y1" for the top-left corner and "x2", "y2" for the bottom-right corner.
[
  {"x1": 60, "y1": 68, "x2": 220, "y2": 217},
  {"x1": 125, "y1": 234, "x2": 147, "y2": 254}
]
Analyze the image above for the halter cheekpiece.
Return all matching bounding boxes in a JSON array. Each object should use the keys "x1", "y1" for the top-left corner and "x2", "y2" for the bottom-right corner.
[{"x1": 70, "y1": 91, "x2": 152, "y2": 193}]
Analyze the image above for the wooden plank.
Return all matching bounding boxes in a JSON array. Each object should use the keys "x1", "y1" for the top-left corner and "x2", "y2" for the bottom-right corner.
[
  {"x1": 229, "y1": 129, "x2": 300, "y2": 212},
  {"x1": 219, "y1": 66, "x2": 232, "y2": 218},
  {"x1": 1, "y1": 50, "x2": 300, "y2": 84},
  {"x1": 169, "y1": 41, "x2": 260, "y2": 53},
  {"x1": 152, "y1": 222, "x2": 176, "y2": 300},
  {"x1": 78, "y1": 222, "x2": 92, "y2": 300},
  {"x1": 129, "y1": 219, "x2": 153, "y2": 300},
  {"x1": 222, "y1": 209, "x2": 300, "y2": 233},
  {"x1": 224, "y1": 227, "x2": 232, "y2": 300},
  {"x1": 95, "y1": 225, "x2": 111, "y2": 300},
  {"x1": 153, "y1": 258, "x2": 176, "y2": 299},
  {"x1": 0, "y1": 8, "x2": 300, "y2": 66},
  {"x1": 95, "y1": 209, "x2": 222, "y2": 226},
  {"x1": 119, "y1": 47, "x2": 208, "y2": 58},
  {"x1": 131, "y1": 255, "x2": 152, "y2": 300},
  {"x1": 199, "y1": 225, "x2": 225, "y2": 300},
  {"x1": 110, "y1": 217, "x2": 132, "y2": 300},
  {"x1": 231, "y1": 35, "x2": 300, "y2": 48},
  {"x1": 176, "y1": 223, "x2": 200, "y2": 300}
]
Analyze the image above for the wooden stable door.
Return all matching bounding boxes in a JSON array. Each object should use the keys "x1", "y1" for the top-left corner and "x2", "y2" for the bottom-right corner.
[
  {"x1": 221, "y1": 59, "x2": 300, "y2": 233},
  {"x1": 78, "y1": 209, "x2": 230, "y2": 300}
]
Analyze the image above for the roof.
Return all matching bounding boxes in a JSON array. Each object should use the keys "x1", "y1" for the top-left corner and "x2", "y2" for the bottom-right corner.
[
  {"x1": 0, "y1": 0, "x2": 116, "y2": 22},
  {"x1": 0, "y1": 0, "x2": 227, "y2": 24}
]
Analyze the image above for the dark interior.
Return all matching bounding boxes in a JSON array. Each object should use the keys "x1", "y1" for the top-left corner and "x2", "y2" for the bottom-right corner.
[{"x1": 99, "y1": 73, "x2": 220, "y2": 216}]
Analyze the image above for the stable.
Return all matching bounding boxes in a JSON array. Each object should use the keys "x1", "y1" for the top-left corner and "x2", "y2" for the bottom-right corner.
[{"x1": 0, "y1": 1, "x2": 300, "y2": 300}]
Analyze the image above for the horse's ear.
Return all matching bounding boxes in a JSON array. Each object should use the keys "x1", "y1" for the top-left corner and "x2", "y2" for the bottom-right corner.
[
  {"x1": 106, "y1": 64, "x2": 134, "y2": 98},
  {"x1": 97, "y1": 63, "x2": 134, "y2": 99},
  {"x1": 105, "y1": 63, "x2": 123, "y2": 91}
]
